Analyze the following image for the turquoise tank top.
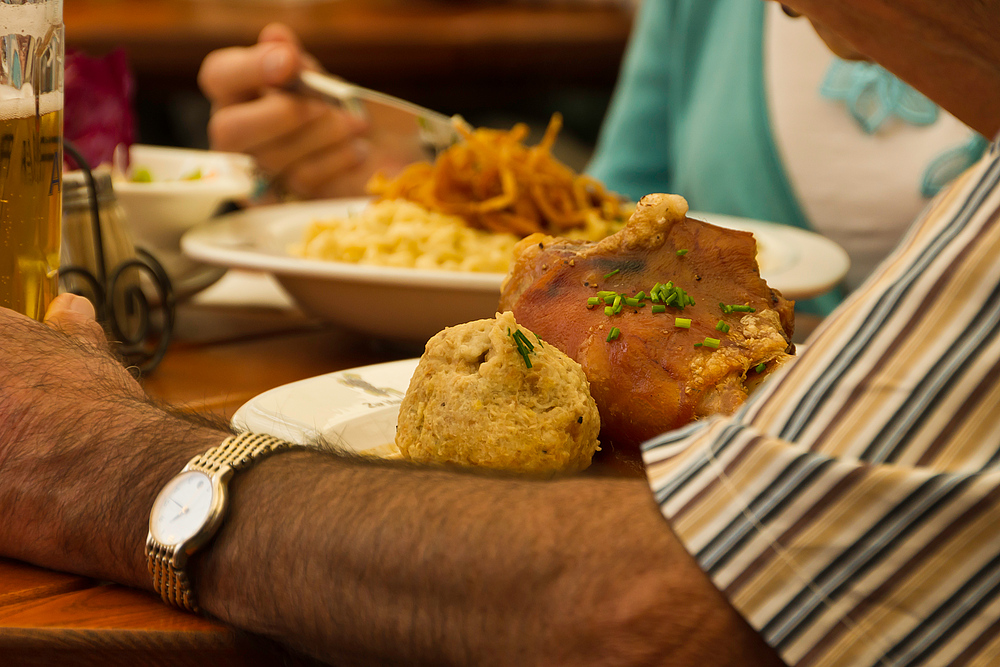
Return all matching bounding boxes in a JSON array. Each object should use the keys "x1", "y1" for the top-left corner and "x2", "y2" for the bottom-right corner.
[{"x1": 588, "y1": 0, "x2": 839, "y2": 314}]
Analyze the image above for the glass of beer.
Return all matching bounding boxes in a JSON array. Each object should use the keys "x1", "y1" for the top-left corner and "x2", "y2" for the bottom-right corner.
[{"x1": 0, "y1": 0, "x2": 63, "y2": 320}]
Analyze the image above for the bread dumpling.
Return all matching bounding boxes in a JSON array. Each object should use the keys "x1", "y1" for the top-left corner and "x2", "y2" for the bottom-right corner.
[{"x1": 396, "y1": 311, "x2": 600, "y2": 474}]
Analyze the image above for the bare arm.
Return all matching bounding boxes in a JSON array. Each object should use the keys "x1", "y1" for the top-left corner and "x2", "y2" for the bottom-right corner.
[
  {"x1": 0, "y1": 297, "x2": 783, "y2": 666},
  {"x1": 195, "y1": 454, "x2": 783, "y2": 666}
]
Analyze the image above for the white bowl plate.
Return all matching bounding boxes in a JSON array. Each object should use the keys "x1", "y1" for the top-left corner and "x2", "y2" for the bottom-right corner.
[
  {"x1": 182, "y1": 199, "x2": 849, "y2": 341},
  {"x1": 182, "y1": 198, "x2": 505, "y2": 341},
  {"x1": 232, "y1": 358, "x2": 420, "y2": 458}
]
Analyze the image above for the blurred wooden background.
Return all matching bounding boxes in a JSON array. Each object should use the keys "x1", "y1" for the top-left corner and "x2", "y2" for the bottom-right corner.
[{"x1": 64, "y1": 0, "x2": 636, "y2": 167}]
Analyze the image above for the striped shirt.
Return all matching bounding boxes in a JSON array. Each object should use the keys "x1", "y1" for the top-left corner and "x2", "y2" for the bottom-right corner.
[{"x1": 643, "y1": 138, "x2": 1000, "y2": 666}]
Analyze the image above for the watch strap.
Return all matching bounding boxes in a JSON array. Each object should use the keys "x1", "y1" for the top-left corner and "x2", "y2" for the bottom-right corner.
[
  {"x1": 147, "y1": 431, "x2": 298, "y2": 613},
  {"x1": 187, "y1": 430, "x2": 298, "y2": 476},
  {"x1": 147, "y1": 542, "x2": 198, "y2": 612}
]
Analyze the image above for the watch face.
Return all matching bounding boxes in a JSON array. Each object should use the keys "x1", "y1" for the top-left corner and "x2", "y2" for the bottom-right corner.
[{"x1": 150, "y1": 470, "x2": 216, "y2": 547}]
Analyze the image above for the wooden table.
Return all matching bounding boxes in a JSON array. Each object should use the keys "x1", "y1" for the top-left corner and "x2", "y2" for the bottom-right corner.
[
  {"x1": 0, "y1": 297, "x2": 411, "y2": 666},
  {"x1": 0, "y1": 285, "x2": 822, "y2": 662}
]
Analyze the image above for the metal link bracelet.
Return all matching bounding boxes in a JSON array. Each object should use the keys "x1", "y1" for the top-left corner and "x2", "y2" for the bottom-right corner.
[{"x1": 146, "y1": 432, "x2": 300, "y2": 613}]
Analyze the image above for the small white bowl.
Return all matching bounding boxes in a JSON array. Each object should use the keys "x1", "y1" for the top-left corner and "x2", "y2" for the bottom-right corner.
[{"x1": 114, "y1": 144, "x2": 256, "y2": 297}]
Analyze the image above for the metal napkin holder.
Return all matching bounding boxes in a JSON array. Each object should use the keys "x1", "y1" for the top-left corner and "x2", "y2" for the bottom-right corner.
[{"x1": 59, "y1": 141, "x2": 175, "y2": 373}]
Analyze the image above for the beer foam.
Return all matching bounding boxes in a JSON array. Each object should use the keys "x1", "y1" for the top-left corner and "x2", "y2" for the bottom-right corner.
[
  {"x1": 0, "y1": 85, "x2": 62, "y2": 119},
  {"x1": 0, "y1": 2, "x2": 62, "y2": 36}
]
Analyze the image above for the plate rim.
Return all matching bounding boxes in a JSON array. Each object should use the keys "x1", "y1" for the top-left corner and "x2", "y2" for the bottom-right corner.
[
  {"x1": 181, "y1": 198, "x2": 506, "y2": 292},
  {"x1": 231, "y1": 357, "x2": 421, "y2": 450},
  {"x1": 115, "y1": 144, "x2": 256, "y2": 195},
  {"x1": 182, "y1": 199, "x2": 850, "y2": 300}
]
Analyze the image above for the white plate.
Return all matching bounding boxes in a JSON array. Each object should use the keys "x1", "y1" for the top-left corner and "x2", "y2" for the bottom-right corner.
[
  {"x1": 181, "y1": 198, "x2": 505, "y2": 341},
  {"x1": 182, "y1": 199, "x2": 850, "y2": 341},
  {"x1": 232, "y1": 358, "x2": 419, "y2": 458}
]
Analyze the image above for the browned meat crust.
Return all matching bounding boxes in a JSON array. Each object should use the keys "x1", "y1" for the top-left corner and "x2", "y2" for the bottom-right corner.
[{"x1": 498, "y1": 194, "x2": 795, "y2": 452}]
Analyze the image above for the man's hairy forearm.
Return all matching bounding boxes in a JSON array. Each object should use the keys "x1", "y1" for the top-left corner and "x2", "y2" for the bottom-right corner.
[
  {"x1": 17, "y1": 409, "x2": 229, "y2": 589},
  {"x1": 0, "y1": 308, "x2": 233, "y2": 587},
  {"x1": 0, "y1": 305, "x2": 781, "y2": 666},
  {"x1": 189, "y1": 450, "x2": 784, "y2": 666}
]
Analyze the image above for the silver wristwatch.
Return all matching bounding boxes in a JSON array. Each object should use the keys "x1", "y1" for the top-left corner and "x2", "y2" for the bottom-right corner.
[{"x1": 145, "y1": 431, "x2": 298, "y2": 613}]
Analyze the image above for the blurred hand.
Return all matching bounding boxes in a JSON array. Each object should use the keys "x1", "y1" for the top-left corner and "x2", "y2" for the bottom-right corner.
[{"x1": 199, "y1": 23, "x2": 427, "y2": 200}]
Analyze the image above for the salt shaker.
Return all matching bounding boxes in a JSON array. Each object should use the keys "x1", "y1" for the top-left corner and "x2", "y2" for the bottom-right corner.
[{"x1": 61, "y1": 166, "x2": 143, "y2": 335}]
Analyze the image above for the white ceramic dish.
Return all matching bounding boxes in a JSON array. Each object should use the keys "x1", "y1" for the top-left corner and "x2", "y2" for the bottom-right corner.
[
  {"x1": 182, "y1": 198, "x2": 505, "y2": 341},
  {"x1": 232, "y1": 358, "x2": 419, "y2": 457},
  {"x1": 115, "y1": 144, "x2": 256, "y2": 297},
  {"x1": 182, "y1": 199, "x2": 850, "y2": 341}
]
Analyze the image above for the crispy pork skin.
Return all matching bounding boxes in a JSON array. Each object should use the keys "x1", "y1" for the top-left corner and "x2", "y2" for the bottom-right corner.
[{"x1": 498, "y1": 194, "x2": 795, "y2": 452}]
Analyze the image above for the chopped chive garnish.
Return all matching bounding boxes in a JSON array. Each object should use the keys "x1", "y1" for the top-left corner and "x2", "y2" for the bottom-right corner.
[
  {"x1": 755, "y1": 362, "x2": 766, "y2": 373},
  {"x1": 675, "y1": 317, "x2": 691, "y2": 328},
  {"x1": 721, "y1": 303, "x2": 755, "y2": 313},
  {"x1": 590, "y1": 279, "x2": 701, "y2": 317},
  {"x1": 509, "y1": 328, "x2": 534, "y2": 368},
  {"x1": 715, "y1": 320, "x2": 730, "y2": 334},
  {"x1": 514, "y1": 329, "x2": 534, "y2": 351},
  {"x1": 703, "y1": 337, "x2": 721, "y2": 349},
  {"x1": 676, "y1": 249, "x2": 689, "y2": 256},
  {"x1": 603, "y1": 268, "x2": 621, "y2": 279},
  {"x1": 606, "y1": 327, "x2": 621, "y2": 342},
  {"x1": 693, "y1": 342, "x2": 703, "y2": 348}
]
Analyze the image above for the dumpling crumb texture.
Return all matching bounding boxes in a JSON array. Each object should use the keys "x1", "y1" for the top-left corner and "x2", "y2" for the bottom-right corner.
[{"x1": 396, "y1": 311, "x2": 601, "y2": 474}]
